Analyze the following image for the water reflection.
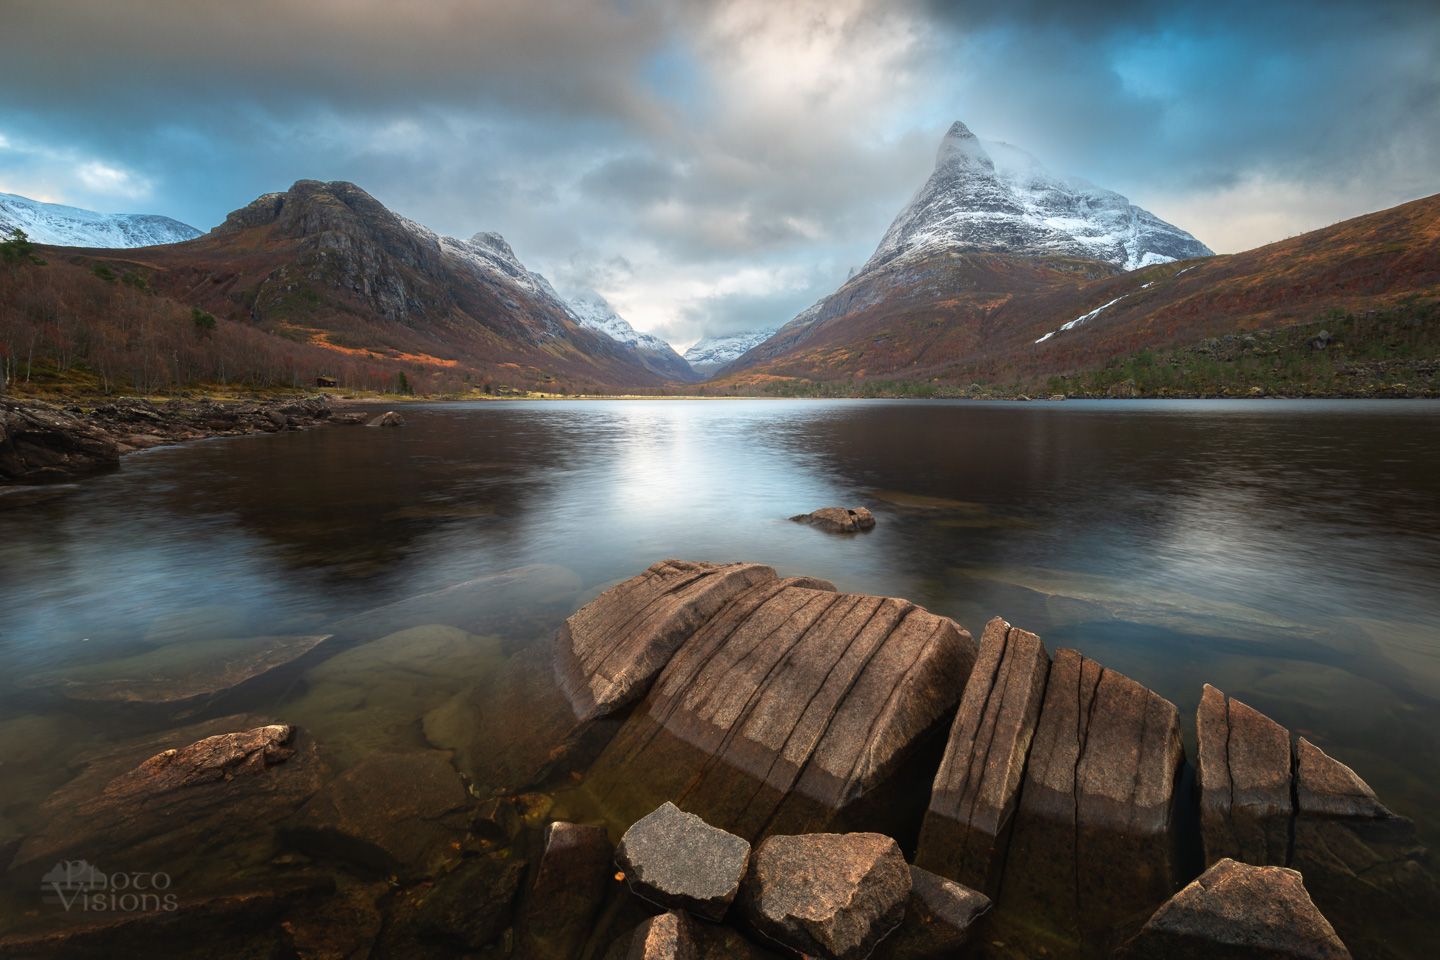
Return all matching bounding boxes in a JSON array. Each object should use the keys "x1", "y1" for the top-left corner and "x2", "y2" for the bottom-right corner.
[{"x1": 1, "y1": 398, "x2": 1438, "y2": 847}]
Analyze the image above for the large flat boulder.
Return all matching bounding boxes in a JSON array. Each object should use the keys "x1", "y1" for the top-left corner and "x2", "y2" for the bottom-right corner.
[
  {"x1": 579, "y1": 578, "x2": 975, "y2": 839},
  {"x1": 916, "y1": 617, "x2": 1049, "y2": 893},
  {"x1": 743, "y1": 832, "x2": 911, "y2": 960},
  {"x1": 998, "y1": 649, "x2": 1185, "y2": 955},
  {"x1": 1118, "y1": 858, "x2": 1350, "y2": 959},
  {"x1": 1196, "y1": 684, "x2": 1293, "y2": 866},
  {"x1": 555, "y1": 559, "x2": 779, "y2": 723}
]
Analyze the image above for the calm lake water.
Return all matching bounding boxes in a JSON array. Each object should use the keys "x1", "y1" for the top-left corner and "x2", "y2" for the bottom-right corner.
[{"x1": 3, "y1": 398, "x2": 1440, "y2": 855}]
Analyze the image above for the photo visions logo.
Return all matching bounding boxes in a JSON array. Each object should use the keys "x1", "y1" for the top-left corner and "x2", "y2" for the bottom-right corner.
[{"x1": 40, "y1": 860, "x2": 178, "y2": 912}]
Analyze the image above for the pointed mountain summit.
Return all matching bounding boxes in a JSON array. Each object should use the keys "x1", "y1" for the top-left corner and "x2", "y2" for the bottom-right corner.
[{"x1": 865, "y1": 121, "x2": 1212, "y2": 273}]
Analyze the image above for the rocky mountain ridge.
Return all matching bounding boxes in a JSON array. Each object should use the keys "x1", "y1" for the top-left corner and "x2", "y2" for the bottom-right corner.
[{"x1": 0, "y1": 191, "x2": 201, "y2": 247}]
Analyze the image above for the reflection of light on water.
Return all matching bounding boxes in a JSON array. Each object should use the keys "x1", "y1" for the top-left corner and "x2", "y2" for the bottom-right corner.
[{"x1": 2, "y1": 398, "x2": 1440, "y2": 849}]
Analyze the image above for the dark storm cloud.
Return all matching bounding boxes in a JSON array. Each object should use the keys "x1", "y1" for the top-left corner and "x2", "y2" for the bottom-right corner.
[
  {"x1": 1, "y1": 1, "x2": 1436, "y2": 346},
  {"x1": 923, "y1": 0, "x2": 1440, "y2": 194}
]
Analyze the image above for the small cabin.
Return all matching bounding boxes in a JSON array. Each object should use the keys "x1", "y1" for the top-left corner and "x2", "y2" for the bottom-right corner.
[{"x1": 315, "y1": 375, "x2": 338, "y2": 388}]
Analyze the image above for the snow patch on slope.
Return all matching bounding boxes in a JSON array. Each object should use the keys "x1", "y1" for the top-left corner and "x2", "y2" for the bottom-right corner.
[
  {"x1": 1034, "y1": 294, "x2": 1130, "y2": 344},
  {"x1": 0, "y1": 192, "x2": 201, "y2": 247}
]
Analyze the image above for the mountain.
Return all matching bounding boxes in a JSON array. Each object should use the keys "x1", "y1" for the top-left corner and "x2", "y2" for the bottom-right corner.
[
  {"x1": 683, "y1": 329, "x2": 778, "y2": 376},
  {"x1": 7, "y1": 180, "x2": 671, "y2": 395},
  {"x1": 565, "y1": 291, "x2": 699, "y2": 382},
  {"x1": 865, "y1": 122, "x2": 1213, "y2": 273},
  {"x1": 0, "y1": 192, "x2": 201, "y2": 247},
  {"x1": 715, "y1": 120, "x2": 1214, "y2": 383},
  {"x1": 712, "y1": 193, "x2": 1440, "y2": 391}
]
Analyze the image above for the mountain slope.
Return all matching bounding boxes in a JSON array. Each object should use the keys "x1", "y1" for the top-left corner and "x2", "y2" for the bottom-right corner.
[
  {"x1": 565, "y1": 291, "x2": 699, "y2": 382},
  {"x1": 683, "y1": 329, "x2": 778, "y2": 376},
  {"x1": 865, "y1": 122, "x2": 1212, "y2": 273},
  {"x1": 713, "y1": 193, "x2": 1440, "y2": 390},
  {"x1": 11, "y1": 180, "x2": 672, "y2": 394},
  {"x1": 0, "y1": 192, "x2": 200, "y2": 247}
]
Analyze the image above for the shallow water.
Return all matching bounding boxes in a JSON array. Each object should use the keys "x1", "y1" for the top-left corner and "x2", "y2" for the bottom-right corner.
[{"x1": 2, "y1": 397, "x2": 1439, "y2": 857}]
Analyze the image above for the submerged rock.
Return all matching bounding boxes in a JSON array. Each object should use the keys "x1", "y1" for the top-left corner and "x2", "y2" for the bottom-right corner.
[
  {"x1": 382, "y1": 853, "x2": 528, "y2": 954},
  {"x1": 283, "y1": 750, "x2": 472, "y2": 878},
  {"x1": 10, "y1": 715, "x2": 322, "y2": 877},
  {"x1": 0, "y1": 876, "x2": 335, "y2": 960},
  {"x1": 522, "y1": 821, "x2": 614, "y2": 959},
  {"x1": 366, "y1": 410, "x2": 405, "y2": 427},
  {"x1": 1196, "y1": 684, "x2": 1292, "y2": 866},
  {"x1": 615, "y1": 801, "x2": 751, "y2": 921},
  {"x1": 882, "y1": 865, "x2": 991, "y2": 959},
  {"x1": 1118, "y1": 858, "x2": 1350, "y2": 959},
  {"x1": 999, "y1": 648, "x2": 1185, "y2": 955},
  {"x1": 789, "y1": 506, "x2": 877, "y2": 533},
  {"x1": 46, "y1": 634, "x2": 333, "y2": 711},
  {"x1": 580, "y1": 577, "x2": 974, "y2": 839},
  {"x1": 916, "y1": 617, "x2": 1049, "y2": 893},
  {"x1": 743, "y1": 832, "x2": 911, "y2": 960}
]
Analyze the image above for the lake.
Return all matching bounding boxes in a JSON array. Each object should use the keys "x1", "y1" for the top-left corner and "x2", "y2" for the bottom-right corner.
[{"x1": 2, "y1": 397, "x2": 1439, "y2": 889}]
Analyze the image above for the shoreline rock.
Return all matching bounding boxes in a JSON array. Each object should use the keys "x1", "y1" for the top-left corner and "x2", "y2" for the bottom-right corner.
[{"x1": 0, "y1": 395, "x2": 340, "y2": 482}]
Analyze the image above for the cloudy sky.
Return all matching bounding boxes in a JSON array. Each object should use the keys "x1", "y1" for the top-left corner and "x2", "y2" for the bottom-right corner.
[{"x1": 2, "y1": 1, "x2": 1437, "y2": 349}]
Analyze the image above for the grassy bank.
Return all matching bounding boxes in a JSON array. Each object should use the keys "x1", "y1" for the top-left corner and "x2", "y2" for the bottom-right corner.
[{"x1": 746, "y1": 301, "x2": 1440, "y2": 400}]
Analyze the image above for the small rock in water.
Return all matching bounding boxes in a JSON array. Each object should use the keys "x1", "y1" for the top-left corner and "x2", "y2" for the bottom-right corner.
[
  {"x1": 1117, "y1": 857, "x2": 1351, "y2": 959},
  {"x1": 366, "y1": 410, "x2": 405, "y2": 427},
  {"x1": 789, "y1": 506, "x2": 876, "y2": 533},
  {"x1": 615, "y1": 801, "x2": 751, "y2": 921},
  {"x1": 743, "y1": 832, "x2": 911, "y2": 960}
]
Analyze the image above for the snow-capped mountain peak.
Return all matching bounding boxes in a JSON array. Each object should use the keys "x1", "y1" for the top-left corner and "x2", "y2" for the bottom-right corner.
[
  {"x1": 864, "y1": 122, "x2": 1212, "y2": 274},
  {"x1": 0, "y1": 192, "x2": 201, "y2": 248},
  {"x1": 683, "y1": 329, "x2": 778, "y2": 375},
  {"x1": 564, "y1": 291, "x2": 672, "y2": 354},
  {"x1": 936, "y1": 121, "x2": 993, "y2": 173}
]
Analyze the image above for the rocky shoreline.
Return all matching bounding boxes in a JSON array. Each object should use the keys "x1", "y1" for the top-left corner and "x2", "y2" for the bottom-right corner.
[
  {"x1": 1, "y1": 559, "x2": 1435, "y2": 959},
  {"x1": 0, "y1": 395, "x2": 365, "y2": 483}
]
